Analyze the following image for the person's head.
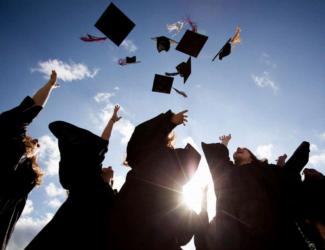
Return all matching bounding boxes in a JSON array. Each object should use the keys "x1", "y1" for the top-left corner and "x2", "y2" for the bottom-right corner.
[
  {"x1": 23, "y1": 135, "x2": 43, "y2": 185},
  {"x1": 233, "y1": 147, "x2": 261, "y2": 166},
  {"x1": 166, "y1": 131, "x2": 176, "y2": 149},
  {"x1": 102, "y1": 166, "x2": 114, "y2": 186}
]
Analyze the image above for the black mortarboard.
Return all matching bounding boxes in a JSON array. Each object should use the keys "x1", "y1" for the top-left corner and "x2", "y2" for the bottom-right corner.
[
  {"x1": 126, "y1": 56, "x2": 137, "y2": 63},
  {"x1": 212, "y1": 38, "x2": 232, "y2": 61},
  {"x1": 95, "y1": 2, "x2": 135, "y2": 46},
  {"x1": 49, "y1": 121, "x2": 108, "y2": 189},
  {"x1": 152, "y1": 74, "x2": 174, "y2": 94},
  {"x1": 177, "y1": 57, "x2": 191, "y2": 83},
  {"x1": 151, "y1": 36, "x2": 177, "y2": 52},
  {"x1": 166, "y1": 57, "x2": 191, "y2": 83},
  {"x1": 176, "y1": 30, "x2": 208, "y2": 57}
]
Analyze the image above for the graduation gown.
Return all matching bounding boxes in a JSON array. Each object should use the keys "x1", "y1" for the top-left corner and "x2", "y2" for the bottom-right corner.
[
  {"x1": 195, "y1": 142, "x2": 310, "y2": 250},
  {"x1": 111, "y1": 110, "x2": 201, "y2": 250},
  {"x1": 25, "y1": 121, "x2": 116, "y2": 250},
  {"x1": 0, "y1": 96, "x2": 41, "y2": 250}
]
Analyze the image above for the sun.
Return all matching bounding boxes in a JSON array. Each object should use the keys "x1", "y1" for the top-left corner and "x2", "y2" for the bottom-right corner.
[{"x1": 182, "y1": 163, "x2": 216, "y2": 219}]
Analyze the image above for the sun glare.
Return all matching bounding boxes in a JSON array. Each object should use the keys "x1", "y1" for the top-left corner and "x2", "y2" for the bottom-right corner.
[{"x1": 182, "y1": 163, "x2": 216, "y2": 219}]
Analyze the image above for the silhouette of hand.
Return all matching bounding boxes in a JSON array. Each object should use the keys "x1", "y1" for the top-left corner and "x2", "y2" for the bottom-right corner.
[
  {"x1": 219, "y1": 134, "x2": 231, "y2": 146},
  {"x1": 111, "y1": 105, "x2": 121, "y2": 123},
  {"x1": 171, "y1": 110, "x2": 188, "y2": 126},
  {"x1": 276, "y1": 154, "x2": 287, "y2": 167},
  {"x1": 49, "y1": 70, "x2": 59, "y2": 88}
]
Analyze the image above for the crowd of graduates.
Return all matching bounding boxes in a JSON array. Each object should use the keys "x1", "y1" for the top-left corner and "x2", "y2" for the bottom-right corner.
[{"x1": 0, "y1": 71, "x2": 325, "y2": 250}]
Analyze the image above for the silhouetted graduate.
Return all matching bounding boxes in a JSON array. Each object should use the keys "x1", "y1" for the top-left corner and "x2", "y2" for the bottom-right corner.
[
  {"x1": 25, "y1": 106, "x2": 121, "y2": 250},
  {"x1": 196, "y1": 135, "x2": 310, "y2": 250},
  {"x1": 110, "y1": 110, "x2": 201, "y2": 250},
  {"x1": 0, "y1": 71, "x2": 58, "y2": 250},
  {"x1": 300, "y1": 168, "x2": 325, "y2": 249}
]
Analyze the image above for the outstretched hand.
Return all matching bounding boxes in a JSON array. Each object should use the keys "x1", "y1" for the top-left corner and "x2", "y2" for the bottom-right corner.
[
  {"x1": 219, "y1": 134, "x2": 231, "y2": 146},
  {"x1": 111, "y1": 105, "x2": 122, "y2": 123},
  {"x1": 171, "y1": 110, "x2": 188, "y2": 126},
  {"x1": 276, "y1": 154, "x2": 287, "y2": 167},
  {"x1": 49, "y1": 70, "x2": 59, "y2": 88}
]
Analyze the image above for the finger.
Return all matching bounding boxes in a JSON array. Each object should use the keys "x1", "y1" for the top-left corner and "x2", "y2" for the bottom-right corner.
[{"x1": 179, "y1": 109, "x2": 188, "y2": 114}]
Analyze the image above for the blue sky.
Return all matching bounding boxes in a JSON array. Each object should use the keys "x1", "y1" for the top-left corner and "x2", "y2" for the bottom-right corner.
[{"x1": 1, "y1": 0, "x2": 325, "y2": 249}]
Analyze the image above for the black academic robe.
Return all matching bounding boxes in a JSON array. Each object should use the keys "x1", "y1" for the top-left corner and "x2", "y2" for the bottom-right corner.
[
  {"x1": 111, "y1": 110, "x2": 201, "y2": 250},
  {"x1": 195, "y1": 142, "x2": 310, "y2": 250},
  {"x1": 0, "y1": 96, "x2": 41, "y2": 250},
  {"x1": 25, "y1": 121, "x2": 116, "y2": 250}
]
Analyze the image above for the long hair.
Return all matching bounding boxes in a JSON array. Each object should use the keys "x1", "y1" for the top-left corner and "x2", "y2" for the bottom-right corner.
[
  {"x1": 123, "y1": 131, "x2": 177, "y2": 166},
  {"x1": 234, "y1": 147, "x2": 268, "y2": 166},
  {"x1": 166, "y1": 131, "x2": 176, "y2": 149},
  {"x1": 23, "y1": 135, "x2": 43, "y2": 185}
]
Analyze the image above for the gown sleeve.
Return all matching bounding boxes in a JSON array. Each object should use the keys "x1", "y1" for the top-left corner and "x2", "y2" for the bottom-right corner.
[
  {"x1": 126, "y1": 110, "x2": 176, "y2": 167},
  {"x1": 0, "y1": 96, "x2": 42, "y2": 137},
  {"x1": 283, "y1": 141, "x2": 310, "y2": 174},
  {"x1": 201, "y1": 142, "x2": 233, "y2": 178},
  {"x1": 0, "y1": 97, "x2": 42, "y2": 178}
]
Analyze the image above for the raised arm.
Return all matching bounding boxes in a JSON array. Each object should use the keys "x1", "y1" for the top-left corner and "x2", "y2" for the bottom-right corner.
[
  {"x1": 32, "y1": 70, "x2": 58, "y2": 107},
  {"x1": 101, "y1": 105, "x2": 121, "y2": 141},
  {"x1": 219, "y1": 134, "x2": 231, "y2": 147},
  {"x1": 126, "y1": 110, "x2": 188, "y2": 167},
  {"x1": 202, "y1": 134, "x2": 234, "y2": 178},
  {"x1": 284, "y1": 141, "x2": 310, "y2": 174}
]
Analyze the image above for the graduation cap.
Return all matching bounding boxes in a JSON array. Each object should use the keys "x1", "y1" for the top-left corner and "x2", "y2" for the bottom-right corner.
[
  {"x1": 95, "y1": 2, "x2": 135, "y2": 46},
  {"x1": 151, "y1": 36, "x2": 177, "y2": 52},
  {"x1": 49, "y1": 121, "x2": 108, "y2": 189},
  {"x1": 173, "y1": 87, "x2": 187, "y2": 98},
  {"x1": 166, "y1": 57, "x2": 191, "y2": 83},
  {"x1": 212, "y1": 26, "x2": 241, "y2": 61},
  {"x1": 152, "y1": 74, "x2": 174, "y2": 94},
  {"x1": 176, "y1": 30, "x2": 208, "y2": 58},
  {"x1": 118, "y1": 56, "x2": 140, "y2": 65},
  {"x1": 212, "y1": 38, "x2": 231, "y2": 61}
]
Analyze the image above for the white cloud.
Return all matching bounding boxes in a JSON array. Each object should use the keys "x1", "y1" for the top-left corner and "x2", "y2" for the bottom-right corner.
[
  {"x1": 320, "y1": 132, "x2": 325, "y2": 140},
  {"x1": 255, "y1": 144, "x2": 273, "y2": 160},
  {"x1": 93, "y1": 92, "x2": 135, "y2": 145},
  {"x1": 48, "y1": 198, "x2": 63, "y2": 209},
  {"x1": 309, "y1": 152, "x2": 325, "y2": 165},
  {"x1": 7, "y1": 213, "x2": 53, "y2": 250},
  {"x1": 121, "y1": 39, "x2": 138, "y2": 53},
  {"x1": 115, "y1": 119, "x2": 135, "y2": 144},
  {"x1": 252, "y1": 71, "x2": 278, "y2": 94},
  {"x1": 261, "y1": 52, "x2": 277, "y2": 68},
  {"x1": 38, "y1": 135, "x2": 60, "y2": 176},
  {"x1": 45, "y1": 182, "x2": 66, "y2": 197},
  {"x1": 310, "y1": 144, "x2": 319, "y2": 152},
  {"x1": 94, "y1": 92, "x2": 115, "y2": 103},
  {"x1": 32, "y1": 59, "x2": 99, "y2": 82},
  {"x1": 22, "y1": 200, "x2": 34, "y2": 216},
  {"x1": 114, "y1": 86, "x2": 120, "y2": 91}
]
